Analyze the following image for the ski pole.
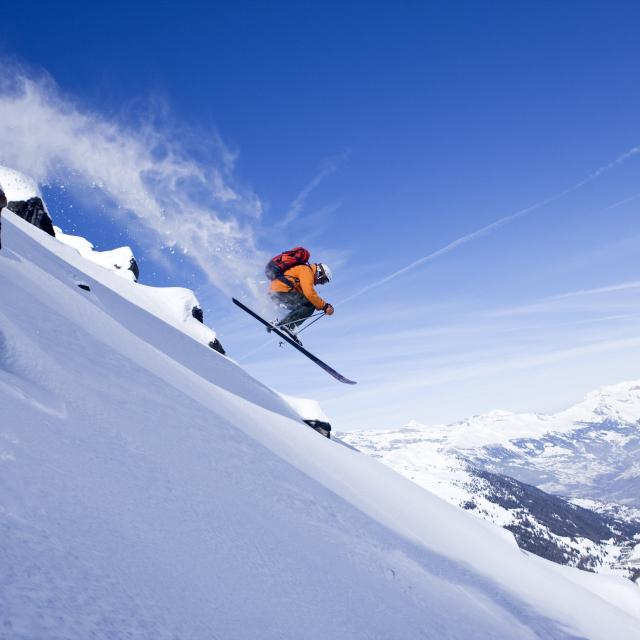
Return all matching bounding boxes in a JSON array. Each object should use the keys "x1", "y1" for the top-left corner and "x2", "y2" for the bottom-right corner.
[
  {"x1": 277, "y1": 313, "x2": 325, "y2": 329},
  {"x1": 296, "y1": 312, "x2": 326, "y2": 335}
]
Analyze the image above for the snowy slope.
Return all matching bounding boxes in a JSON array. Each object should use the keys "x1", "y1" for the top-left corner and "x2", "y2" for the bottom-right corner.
[{"x1": 2, "y1": 211, "x2": 640, "y2": 639}]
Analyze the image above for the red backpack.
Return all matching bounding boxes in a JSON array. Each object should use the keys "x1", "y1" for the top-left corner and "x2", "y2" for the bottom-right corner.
[{"x1": 265, "y1": 247, "x2": 311, "y2": 285}]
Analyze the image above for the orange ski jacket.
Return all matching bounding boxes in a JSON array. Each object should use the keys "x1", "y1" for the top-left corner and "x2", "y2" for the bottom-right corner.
[{"x1": 269, "y1": 264, "x2": 327, "y2": 310}]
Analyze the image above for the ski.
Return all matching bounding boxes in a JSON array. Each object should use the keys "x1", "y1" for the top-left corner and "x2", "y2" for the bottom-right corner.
[{"x1": 232, "y1": 298, "x2": 357, "y2": 385}]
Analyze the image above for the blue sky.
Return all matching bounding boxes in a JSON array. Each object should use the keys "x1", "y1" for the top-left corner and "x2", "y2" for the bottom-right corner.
[{"x1": 2, "y1": 1, "x2": 640, "y2": 429}]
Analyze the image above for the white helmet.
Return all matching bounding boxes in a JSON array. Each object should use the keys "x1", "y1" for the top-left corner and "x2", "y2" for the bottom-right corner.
[{"x1": 316, "y1": 263, "x2": 332, "y2": 284}]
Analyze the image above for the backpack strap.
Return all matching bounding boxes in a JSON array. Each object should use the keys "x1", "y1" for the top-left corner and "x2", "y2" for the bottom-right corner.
[
  {"x1": 276, "y1": 273, "x2": 294, "y2": 288},
  {"x1": 277, "y1": 263, "x2": 312, "y2": 290}
]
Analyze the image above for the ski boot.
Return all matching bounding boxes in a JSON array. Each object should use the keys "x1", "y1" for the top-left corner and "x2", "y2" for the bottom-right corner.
[{"x1": 278, "y1": 323, "x2": 303, "y2": 345}]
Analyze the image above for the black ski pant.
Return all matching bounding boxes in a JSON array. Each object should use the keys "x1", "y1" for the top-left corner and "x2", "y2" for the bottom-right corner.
[{"x1": 271, "y1": 290, "x2": 315, "y2": 329}]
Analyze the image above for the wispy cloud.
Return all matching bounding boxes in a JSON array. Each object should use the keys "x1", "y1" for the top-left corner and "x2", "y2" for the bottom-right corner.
[
  {"x1": 480, "y1": 280, "x2": 640, "y2": 319},
  {"x1": 341, "y1": 145, "x2": 640, "y2": 304},
  {"x1": 370, "y1": 335, "x2": 640, "y2": 393},
  {"x1": 278, "y1": 151, "x2": 348, "y2": 228},
  {"x1": 0, "y1": 64, "x2": 266, "y2": 297},
  {"x1": 319, "y1": 335, "x2": 640, "y2": 421},
  {"x1": 299, "y1": 200, "x2": 343, "y2": 236},
  {"x1": 549, "y1": 280, "x2": 640, "y2": 300},
  {"x1": 604, "y1": 192, "x2": 640, "y2": 211}
]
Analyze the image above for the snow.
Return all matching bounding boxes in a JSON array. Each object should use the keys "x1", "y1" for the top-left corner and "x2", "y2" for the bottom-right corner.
[
  {"x1": 44, "y1": 217, "x2": 219, "y2": 348},
  {"x1": 627, "y1": 544, "x2": 640, "y2": 564},
  {"x1": 568, "y1": 382, "x2": 640, "y2": 425},
  {"x1": 1, "y1": 209, "x2": 640, "y2": 639},
  {"x1": 0, "y1": 165, "x2": 41, "y2": 201},
  {"x1": 53, "y1": 226, "x2": 137, "y2": 281},
  {"x1": 279, "y1": 393, "x2": 331, "y2": 423}
]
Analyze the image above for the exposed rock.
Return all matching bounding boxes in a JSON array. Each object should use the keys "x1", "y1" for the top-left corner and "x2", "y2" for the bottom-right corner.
[
  {"x1": 7, "y1": 197, "x2": 55, "y2": 237},
  {"x1": 129, "y1": 257, "x2": 139, "y2": 281},
  {"x1": 194, "y1": 307, "x2": 226, "y2": 355},
  {"x1": 303, "y1": 419, "x2": 331, "y2": 438},
  {"x1": 278, "y1": 394, "x2": 333, "y2": 439},
  {"x1": 208, "y1": 338, "x2": 226, "y2": 356},
  {"x1": 112, "y1": 256, "x2": 139, "y2": 281},
  {"x1": 192, "y1": 306, "x2": 204, "y2": 323}
]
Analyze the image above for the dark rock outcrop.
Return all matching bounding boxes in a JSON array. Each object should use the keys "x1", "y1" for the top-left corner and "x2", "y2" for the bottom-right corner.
[
  {"x1": 193, "y1": 307, "x2": 227, "y2": 355},
  {"x1": 303, "y1": 419, "x2": 331, "y2": 438},
  {"x1": 129, "y1": 258, "x2": 139, "y2": 281},
  {"x1": 192, "y1": 306, "x2": 204, "y2": 323},
  {"x1": 7, "y1": 197, "x2": 55, "y2": 237},
  {"x1": 208, "y1": 339, "x2": 226, "y2": 355}
]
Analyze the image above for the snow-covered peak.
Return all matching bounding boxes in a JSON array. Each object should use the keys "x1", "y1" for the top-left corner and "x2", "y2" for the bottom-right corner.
[
  {"x1": 447, "y1": 409, "x2": 549, "y2": 446},
  {"x1": 0, "y1": 164, "x2": 42, "y2": 201},
  {"x1": 559, "y1": 380, "x2": 640, "y2": 426},
  {"x1": 399, "y1": 380, "x2": 640, "y2": 451},
  {"x1": 399, "y1": 411, "x2": 554, "y2": 450}
]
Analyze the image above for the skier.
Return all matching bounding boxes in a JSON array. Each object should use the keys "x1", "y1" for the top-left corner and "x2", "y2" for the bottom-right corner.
[
  {"x1": 0, "y1": 183, "x2": 6, "y2": 250},
  {"x1": 234, "y1": 248, "x2": 353, "y2": 383},
  {"x1": 269, "y1": 261, "x2": 334, "y2": 341}
]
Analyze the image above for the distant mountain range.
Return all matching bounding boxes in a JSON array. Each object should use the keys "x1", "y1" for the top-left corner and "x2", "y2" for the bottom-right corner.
[{"x1": 341, "y1": 381, "x2": 640, "y2": 580}]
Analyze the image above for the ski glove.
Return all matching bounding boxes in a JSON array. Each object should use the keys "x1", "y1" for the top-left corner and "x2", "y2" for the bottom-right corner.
[{"x1": 323, "y1": 303, "x2": 334, "y2": 316}]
